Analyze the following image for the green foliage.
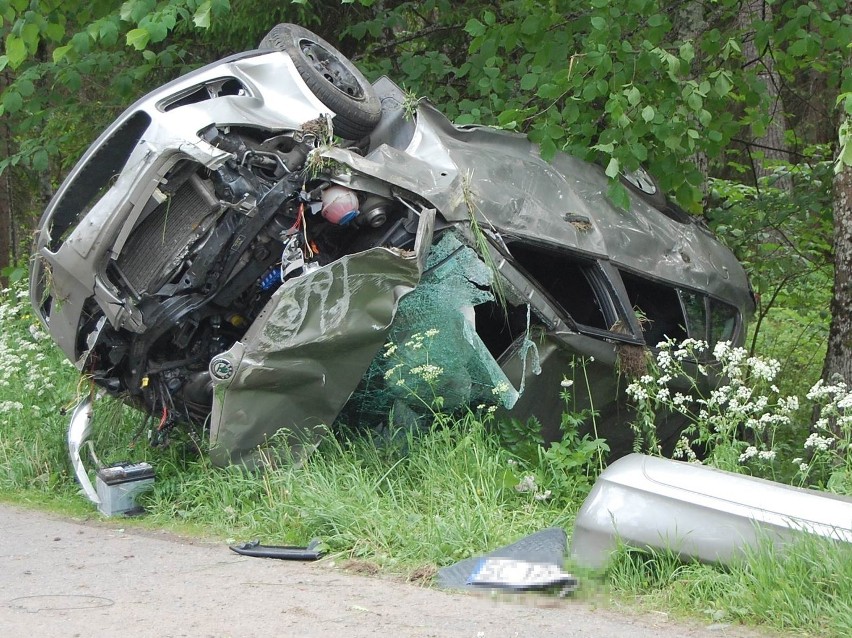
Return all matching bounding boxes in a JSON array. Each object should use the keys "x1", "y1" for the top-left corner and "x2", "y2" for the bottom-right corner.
[
  {"x1": 2, "y1": 0, "x2": 850, "y2": 215},
  {"x1": 627, "y1": 338, "x2": 852, "y2": 494},
  {"x1": 608, "y1": 536, "x2": 852, "y2": 638},
  {"x1": 707, "y1": 155, "x2": 833, "y2": 383},
  {"x1": 0, "y1": 285, "x2": 80, "y2": 495},
  {"x1": 142, "y1": 414, "x2": 575, "y2": 569},
  {"x1": 498, "y1": 373, "x2": 609, "y2": 504},
  {"x1": 343, "y1": 0, "x2": 852, "y2": 210}
]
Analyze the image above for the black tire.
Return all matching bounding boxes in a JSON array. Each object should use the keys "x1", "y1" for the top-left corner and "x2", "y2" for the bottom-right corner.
[
  {"x1": 259, "y1": 24, "x2": 381, "y2": 140},
  {"x1": 620, "y1": 166, "x2": 667, "y2": 210}
]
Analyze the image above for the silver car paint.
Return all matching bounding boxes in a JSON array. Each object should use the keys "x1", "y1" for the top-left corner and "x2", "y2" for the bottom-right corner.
[
  {"x1": 31, "y1": 49, "x2": 330, "y2": 361},
  {"x1": 571, "y1": 453, "x2": 852, "y2": 568}
]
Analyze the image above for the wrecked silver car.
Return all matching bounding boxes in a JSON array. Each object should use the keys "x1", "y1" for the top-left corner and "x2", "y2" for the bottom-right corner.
[{"x1": 30, "y1": 24, "x2": 755, "y2": 468}]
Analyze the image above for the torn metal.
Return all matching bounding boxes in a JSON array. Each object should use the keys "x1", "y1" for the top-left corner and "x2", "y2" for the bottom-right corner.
[
  {"x1": 67, "y1": 395, "x2": 99, "y2": 504},
  {"x1": 209, "y1": 209, "x2": 433, "y2": 466},
  {"x1": 29, "y1": 23, "x2": 756, "y2": 472},
  {"x1": 571, "y1": 454, "x2": 852, "y2": 569}
]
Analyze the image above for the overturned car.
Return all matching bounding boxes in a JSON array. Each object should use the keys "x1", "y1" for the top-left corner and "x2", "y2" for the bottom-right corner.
[{"x1": 30, "y1": 24, "x2": 755, "y2": 469}]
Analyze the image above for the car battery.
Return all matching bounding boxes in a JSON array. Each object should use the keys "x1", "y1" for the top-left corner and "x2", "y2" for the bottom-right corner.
[{"x1": 95, "y1": 462, "x2": 155, "y2": 516}]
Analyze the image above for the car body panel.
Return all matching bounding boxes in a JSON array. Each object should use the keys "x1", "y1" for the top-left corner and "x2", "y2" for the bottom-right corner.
[
  {"x1": 208, "y1": 210, "x2": 434, "y2": 466},
  {"x1": 322, "y1": 97, "x2": 752, "y2": 313},
  {"x1": 571, "y1": 454, "x2": 852, "y2": 568}
]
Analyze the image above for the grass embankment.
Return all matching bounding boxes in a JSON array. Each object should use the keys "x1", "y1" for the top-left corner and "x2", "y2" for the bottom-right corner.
[{"x1": 2, "y1": 284, "x2": 851, "y2": 637}]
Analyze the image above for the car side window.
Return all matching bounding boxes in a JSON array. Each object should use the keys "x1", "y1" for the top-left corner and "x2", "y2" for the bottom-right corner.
[
  {"x1": 710, "y1": 298, "x2": 739, "y2": 344},
  {"x1": 679, "y1": 289, "x2": 708, "y2": 343},
  {"x1": 505, "y1": 241, "x2": 612, "y2": 332},
  {"x1": 619, "y1": 271, "x2": 687, "y2": 346}
]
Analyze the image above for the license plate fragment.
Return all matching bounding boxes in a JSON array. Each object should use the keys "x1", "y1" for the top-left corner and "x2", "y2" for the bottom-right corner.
[{"x1": 467, "y1": 557, "x2": 578, "y2": 594}]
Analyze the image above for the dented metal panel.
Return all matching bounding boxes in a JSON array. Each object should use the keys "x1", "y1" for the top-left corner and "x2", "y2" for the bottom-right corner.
[
  {"x1": 207, "y1": 210, "x2": 434, "y2": 466},
  {"x1": 324, "y1": 103, "x2": 752, "y2": 313}
]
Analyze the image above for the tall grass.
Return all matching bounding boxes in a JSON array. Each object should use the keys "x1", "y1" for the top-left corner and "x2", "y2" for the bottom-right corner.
[
  {"x1": 143, "y1": 418, "x2": 575, "y2": 569},
  {"x1": 608, "y1": 535, "x2": 852, "y2": 637}
]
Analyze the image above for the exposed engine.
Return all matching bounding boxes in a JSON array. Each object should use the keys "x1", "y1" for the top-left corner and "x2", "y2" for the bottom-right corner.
[{"x1": 81, "y1": 124, "x2": 416, "y2": 442}]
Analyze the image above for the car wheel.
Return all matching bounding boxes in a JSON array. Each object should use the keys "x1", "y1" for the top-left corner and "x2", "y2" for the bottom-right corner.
[
  {"x1": 259, "y1": 23, "x2": 381, "y2": 140},
  {"x1": 621, "y1": 166, "x2": 667, "y2": 210}
]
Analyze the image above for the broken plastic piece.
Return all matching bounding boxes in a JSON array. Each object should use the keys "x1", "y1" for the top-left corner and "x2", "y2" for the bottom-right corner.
[
  {"x1": 68, "y1": 395, "x2": 99, "y2": 504},
  {"x1": 571, "y1": 453, "x2": 852, "y2": 569},
  {"x1": 229, "y1": 538, "x2": 325, "y2": 560}
]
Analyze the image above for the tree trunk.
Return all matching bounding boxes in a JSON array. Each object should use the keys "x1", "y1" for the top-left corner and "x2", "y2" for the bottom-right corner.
[
  {"x1": 0, "y1": 70, "x2": 12, "y2": 285},
  {"x1": 822, "y1": 161, "x2": 852, "y2": 393},
  {"x1": 672, "y1": 1, "x2": 709, "y2": 201},
  {"x1": 737, "y1": 0, "x2": 792, "y2": 191}
]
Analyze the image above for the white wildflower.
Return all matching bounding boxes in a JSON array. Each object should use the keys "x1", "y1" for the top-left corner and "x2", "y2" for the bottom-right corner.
[
  {"x1": 803, "y1": 432, "x2": 833, "y2": 452},
  {"x1": 384, "y1": 363, "x2": 403, "y2": 379},
  {"x1": 672, "y1": 392, "x2": 688, "y2": 407},
  {"x1": 515, "y1": 475, "x2": 537, "y2": 493},
  {"x1": 382, "y1": 343, "x2": 397, "y2": 358},
  {"x1": 492, "y1": 382, "x2": 511, "y2": 396},
  {"x1": 739, "y1": 445, "x2": 758, "y2": 463},
  {"x1": 410, "y1": 364, "x2": 443, "y2": 382}
]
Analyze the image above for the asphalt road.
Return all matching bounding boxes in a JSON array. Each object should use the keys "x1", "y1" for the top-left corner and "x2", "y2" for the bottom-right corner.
[{"x1": 0, "y1": 504, "x2": 765, "y2": 638}]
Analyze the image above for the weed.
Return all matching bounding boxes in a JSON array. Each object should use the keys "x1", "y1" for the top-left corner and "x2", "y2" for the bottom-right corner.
[
  {"x1": 460, "y1": 170, "x2": 508, "y2": 310},
  {"x1": 608, "y1": 535, "x2": 852, "y2": 638},
  {"x1": 400, "y1": 87, "x2": 424, "y2": 121},
  {"x1": 498, "y1": 361, "x2": 609, "y2": 504},
  {"x1": 624, "y1": 337, "x2": 852, "y2": 492}
]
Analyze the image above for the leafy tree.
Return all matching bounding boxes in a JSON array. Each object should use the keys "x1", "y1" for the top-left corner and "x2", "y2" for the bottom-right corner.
[{"x1": 2, "y1": 0, "x2": 852, "y2": 405}]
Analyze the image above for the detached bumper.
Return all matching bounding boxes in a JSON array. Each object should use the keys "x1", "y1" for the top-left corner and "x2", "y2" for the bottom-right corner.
[{"x1": 571, "y1": 454, "x2": 852, "y2": 568}]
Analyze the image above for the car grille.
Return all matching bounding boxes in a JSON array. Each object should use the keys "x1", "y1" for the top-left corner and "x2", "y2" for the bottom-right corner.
[{"x1": 116, "y1": 179, "x2": 215, "y2": 294}]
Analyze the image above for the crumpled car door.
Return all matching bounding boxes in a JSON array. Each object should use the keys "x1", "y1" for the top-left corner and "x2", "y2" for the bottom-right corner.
[{"x1": 208, "y1": 209, "x2": 435, "y2": 466}]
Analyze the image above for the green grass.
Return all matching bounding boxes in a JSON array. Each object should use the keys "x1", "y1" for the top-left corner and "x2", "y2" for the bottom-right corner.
[
  {"x1": 3, "y1": 283, "x2": 852, "y2": 636},
  {"x1": 608, "y1": 536, "x2": 852, "y2": 637},
  {"x1": 141, "y1": 419, "x2": 576, "y2": 570}
]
